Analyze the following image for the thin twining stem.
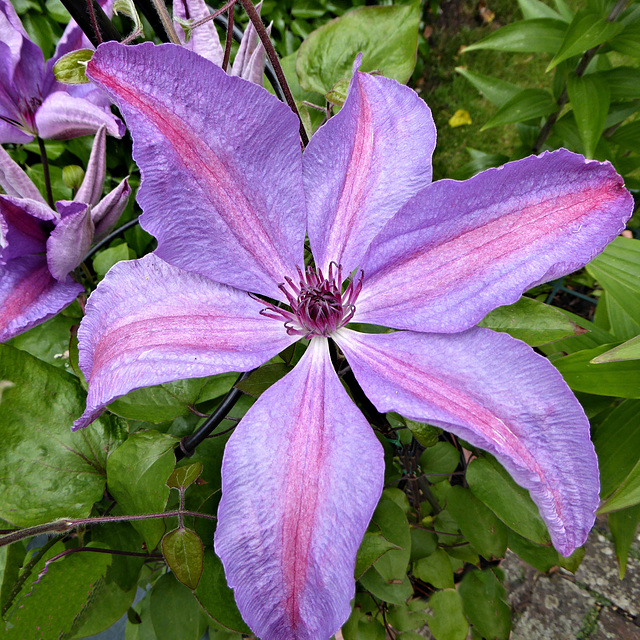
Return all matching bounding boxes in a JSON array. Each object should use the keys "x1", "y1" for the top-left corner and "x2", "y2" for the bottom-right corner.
[
  {"x1": 222, "y1": 1, "x2": 234, "y2": 72},
  {"x1": 37, "y1": 137, "x2": 54, "y2": 208},
  {"x1": 149, "y1": 0, "x2": 181, "y2": 44},
  {"x1": 238, "y1": 0, "x2": 309, "y2": 146},
  {"x1": 187, "y1": 0, "x2": 237, "y2": 35},
  {"x1": 86, "y1": 0, "x2": 103, "y2": 44},
  {"x1": 0, "y1": 510, "x2": 217, "y2": 548},
  {"x1": 533, "y1": 0, "x2": 630, "y2": 153}
]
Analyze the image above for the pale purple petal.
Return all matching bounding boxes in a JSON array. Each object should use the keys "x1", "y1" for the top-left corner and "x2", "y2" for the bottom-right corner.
[
  {"x1": 74, "y1": 253, "x2": 297, "y2": 430},
  {"x1": 215, "y1": 338, "x2": 383, "y2": 640},
  {"x1": 74, "y1": 125, "x2": 107, "y2": 205},
  {"x1": 230, "y1": 3, "x2": 268, "y2": 86},
  {"x1": 303, "y1": 58, "x2": 436, "y2": 274},
  {"x1": 46, "y1": 202, "x2": 93, "y2": 280},
  {"x1": 35, "y1": 91, "x2": 125, "y2": 140},
  {"x1": 356, "y1": 150, "x2": 634, "y2": 333},
  {"x1": 86, "y1": 41, "x2": 306, "y2": 299},
  {"x1": 0, "y1": 255, "x2": 82, "y2": 341},
  {"x1": 335, "y1": 327, "x2": 599, "y2": 556},
  {"x1": 0, "y1": 145, "x2": 47, "y2": 203},
  {"x1": 92, "y1": 178, "x2": 131, "y2": 239},
  {"x1": 173, "y1": 0, "x2": 223, "y2": 66},
  {"x1": 0, "y1": 196, "x2": 51, "y2": 263}
]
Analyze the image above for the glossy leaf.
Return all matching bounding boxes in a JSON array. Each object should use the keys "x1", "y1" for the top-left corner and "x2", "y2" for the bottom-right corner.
[
  {"x1": 466, "y1": 456, "x2": 550, "y2": 545},
  {"x1": 358, "y1": 568, "x2": 414, "y2": 605},
  {"x1": 610, "y1": 23, "x2": 640, "y2": 58},
  {"x1": 233, "y1": 362, "x2": 292, "y2": 397},
  {"x1": 106, "y1": 430, "x2": 177, "y2": 550},
  {"x1": 413, "y1": 549, "x2": 454, "y2": 589},
  {"x1": 410, "y1": 528, "x2": 438, "y2": 561},
  {"x1": 0, "y1": 344, "x2": 123, "y2": 527},
  {"x1": 592, "y1": 335, "x2": 640, "y2": 363},
  {"x1": 482, "y1": 88, "x2": 556, "y2": 129},
  {"x1": 355, "y1": 531, "x2": 401, "y2": 580},
  {"x1": 547, "y1": 10, "x2": 624, "y2": 70},
  {"x1": 92, "y1": 242, "x2": 132, "y2": 277},
  {"x1": 455, "y1": 67, "x2": 520, "y2": 107},
  {"x1": 596, "y1": 67, "x2": 640, "y2": 100},
  {"x1": 369, "y1": 497, "x2": 411, "y2": 581},
  {"x1": 162, "y1": 527, "x2": 205, "y2": 589},
  {"x1": 194, "y1": 549, "x2": 251, "y2": 634},
  {"x1": 463, "y1": 18, "x2": 567, "y2": 54},
  {"x1": 420, "y1": 442, "x2": 460, "y2": 483},
  {"x1": 296, "y1": 3, "x2": 420, "y2": 95},
  {"x1": 505, "y1": 530, "x2": 584, "y2": 573},
  {"x1": 426, "y1": 589, "x2": 469, "y2": 640},
  {"x1": 478, "y1": 296, "x2": 581, "y2": 346},
  {"x1": 150, "y1": 573, "x2": 204, "y2": 640},
  {"x1": 458, "y1": 569, "x2": 511, "y2": 640},
  {"x1": 555, "y1": 344, "x2": 640, "y2": 398},
  {"x1": 403, "y1": 417, "x2": 441, "y2": 448},
  {"x1": 447, "y1": 486, "x2": 508, "y2": 559},
  {"x1": 567, "y1": 73, "x2": 610, "y2": 158},
  {"x1": 609, "y1": 504, "x2": 640, "y2": 579},
  {"x1": 386, "y1": 600, "x2": 429, "y2": 633},
  {"x1": 167, "y1": 462, "x2": 203, "y2": 490},
  {"x1": 3, "y1": 543, "x2": 111, "y2": 640}
]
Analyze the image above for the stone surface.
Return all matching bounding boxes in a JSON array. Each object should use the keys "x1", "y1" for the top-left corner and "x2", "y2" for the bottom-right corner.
[{"x1": 592, "y1": 607, "x2": 640, "y2": 640}]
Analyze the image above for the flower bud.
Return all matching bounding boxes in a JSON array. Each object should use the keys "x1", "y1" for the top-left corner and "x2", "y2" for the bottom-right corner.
[{"x1": 63, "y1": 165, "x2": 85, "y2": 190}]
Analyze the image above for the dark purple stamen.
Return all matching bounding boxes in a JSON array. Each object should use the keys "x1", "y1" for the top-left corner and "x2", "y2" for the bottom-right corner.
[{"x1": 260, "y1": 263, "x2": 363, "y2": 338}]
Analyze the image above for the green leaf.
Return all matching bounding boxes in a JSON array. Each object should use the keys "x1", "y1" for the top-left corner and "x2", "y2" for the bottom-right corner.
[
  {"x1": 567, "y1": 73, "x2": 610, "y2": 157},
  {"x1": 4, "y1": 543, "x2": 111, "y2": 640},
  {"x1": 369, "y1": 498, "x2": 411, "y2": 581},
  {"x1": 446, "y1": 486, "x2": 508, "y2": 559},
  {"x1": 609, "y1": 504, "x2": 640, "y2": 578},
  {"x1": 555, "y1": 344, "x2": 640, "y2": 398},
  {"x1": 194, "y1": 549, "x2": 251, "y2": 634},
  {"x1": 596, "y1": 67, "x2": 640, "y2": 100},
  {"x1": 386, "y1": 600, "x2": 429, "y2": 632},
  {"x1": 506, "y1": 530, "x2": 563, "y2": 573},
  {"x1": 458, "y1": 569, "x2": 511, "y2": 640},
  {"x1": 547, "y1": 10, "x2": 624, "y2": 70},
  {"x1": 296, "y1": 3, "x2": 420, "y2": 95},
  {"x1": 478, "y1": 296, "x2": 581, "y2": 346},
  {"x1": 0, "y1": 345, "x2": 123, "y2": 527},
  {"x1": 358, "y1": 568, "x2": 414, "y2": 605},
  {"x1": 45, "y1": 0, "x2": 71, "y2": 22},
  {"x1": 0, "y1": 541, "x2": 26, "y2": 613},
  {"x1": 150, "y1": 573, "x2": 204, "y2": 640},
  {"x1": 53, "y1": 49, "x2": 93, "y2": 84},
  {"x1": 22, "y1": 13, "x2": 55, "y2": 58},
  {"x1": 419, "y1": 441, "x2": 460, "y2": 482},
  {"x1": 518, "y1": 0, "x2": 565, "y2": 21},
  {"x1": 26, "y1": 163, "x2": 72, "y2": 201},
  {"x1": 342, "y1": 608, "x2": 386, "y2": 640},
  {"x1": 413, "y1": 549, "x2": 454, "y2": 589},
  {"x1": 592, "y1": 335, "x2": 640, "y2": 363},
  {"x1": 410, "y1": 528, "x2": 438, "y2": 562},
  {"x1": 106, "y1": 430, "x2": 177, "y2": 550},
  {"x1": 455, "y1": 67, "x2": 521, "y2": 107},
  {"x1": 482, "y1": 89, "x2": 556, "y2": 129},
  {"x1": 403, "y1": 417, "x2": 441, "y2": 448},
  {"x1": 91, "y1": 522, "x2": 145, "y2": 591},
  {"x1": 234, "y1": 363, "x2": 292, "y2": 397},
  {"x1": 538, "y1": 308, "x2": 616, "y2": 356},
  {"x1": 462, "y1": 18, "x2": 567, "y2": 54},
  {"x1": 93, "y1": 242, "x2": 134, "y2": 277},
  {"x1": 426, "y1": 589, "x2": 468, "y2": 640},
  {"x1": 466, "y1": 456, "x2": 550, "y2": 545},
  {"x1": 162, "y1": 528, "x2": 205, "y2": 589},
  {"x1": 610, "y1": 23, "x2": 640, "y2": 58},
  {"x1": 167, "y1": 462, "x2": 203, "y2": 489},
  {"x1": 355, "y1": 531, "x2": 401, "y2": 580}
]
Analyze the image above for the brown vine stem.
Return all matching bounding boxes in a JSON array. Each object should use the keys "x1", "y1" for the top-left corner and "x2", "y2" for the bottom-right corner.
[
  {"x1": 149, "y1": 0, "x2": 181, "y2": 44},
  {"x1": 0, "y1": 510, "x2": 217, "y2": 548},
  {"x1": 222, "y1": 1, "x2": 234, "y2": 72},
  {"x1": 238, "y1": 0, "x2": 309, "y2": 147},
  {"x1": 532, "y1": 0, "x2": 630, "y2": 153}
]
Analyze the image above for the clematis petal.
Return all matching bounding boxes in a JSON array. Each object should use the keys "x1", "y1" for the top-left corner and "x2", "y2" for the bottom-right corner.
[
  {"x1": 0, "y1": 195, "x2": 55, "y2": 263},
  {"x1": 74, "y1": 125, "x2": 107, "y2": 205},
  {"x1": 0, "y1": 255, "x2": 83, "y2": 341},
  {"x1": 215, "y1": 338, "x2": 384, "y2": 640},
  {"x1": 335, "y1": 327, "x2": 599, "y2": 556},
  {"x1": 46, "y1": 201, "x2": 93, "y2": 281},
  {"x1": 303, "y1": 57, "x2": 436, "y2": 274},
  {"x1": 0, "y1": 119, "x2": 33, "y2": 145},
  {"x1": 173, "y1": 0, "x2": 223, "y2": 66},
  {"x1": 86, "y1": 41, "x2": 306, "y2": 299},
  {"x1": 0, "y1": 145, "x2": 47, "y2": 203},
  {"x1": 355, "y1": 150, "x2": 633, "y2": 333},
  {"x1": 35, "y1": 91, "x2": 125, "y2": 140},
  {"x1": 73, "y1": 253, "x2": 297, "y2": 430},
  {"x1": 230, "y1": 3, "x2": 269, "y2": 86},
  {"x1": 92, "y1": 178, "x2": 131, "y2": 240}
]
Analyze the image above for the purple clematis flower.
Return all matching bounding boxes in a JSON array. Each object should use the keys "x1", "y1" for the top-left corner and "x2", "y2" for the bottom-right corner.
[
  {"x1": 173, "y1": 0, "x2": 271, "y2": 85},
  {"x1": 73, "y1": 41, "x2": 633, "y2": 640},
  {"x1": 0, "y1": 0, "x2": 124, "y2": 143},
  {"x1": 0, "y1": 125, "x2": 130, "y2": 340}
]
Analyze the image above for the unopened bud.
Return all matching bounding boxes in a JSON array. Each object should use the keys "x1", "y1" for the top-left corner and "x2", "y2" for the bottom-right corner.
[{"x1": 63, "y1": 165, "x2": 85, "y2": 190}]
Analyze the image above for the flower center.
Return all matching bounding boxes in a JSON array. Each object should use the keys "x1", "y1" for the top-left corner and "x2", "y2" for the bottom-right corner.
[{"x1": 260, "y1": 263, "x2": 362, "y2": 338}]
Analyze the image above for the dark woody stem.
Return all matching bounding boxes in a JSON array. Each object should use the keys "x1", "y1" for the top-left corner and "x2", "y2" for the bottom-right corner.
[
  {"x1": 59, "y1": 0, "x2": 122, "y2": 46},
  {"x1": 37, "y1": 137, "x2": 54, "y2": 208},
  {"x1": 222, "y1": 2, "x2": 234, "y2": 72},
  {"x1": 237, "y1": 0, "x2": 309, "y2": 147},
  {"x1": 86, "y1": 0, "x2": 102, "y2": 44},
  {"x1": 148, "y1": 0, "x2": 181, "y2": 44}
]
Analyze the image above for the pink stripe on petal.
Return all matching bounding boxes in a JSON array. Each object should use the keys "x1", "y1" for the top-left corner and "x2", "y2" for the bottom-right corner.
[
  {"x1": 86, "y1": 42, "x2": 306, "y2": 299},
  {"x1": 356, "y1": 150, "x2": 633, "y2": 333},
  {"x1": 304, "y1": 67, "x2": 436, "y2": 275},
  {"x1": 0, "y1": 255, "x2": 82, "y2": 341},
  {"x1": 335, "y1": 327, "x2": 599, "y2": 556},
  {"x1": 74, "y1": 254, "x2": 296, "y2": 430},
  {"x1": 215, "y1": 338, "x2": 384, "y2": 640}
]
